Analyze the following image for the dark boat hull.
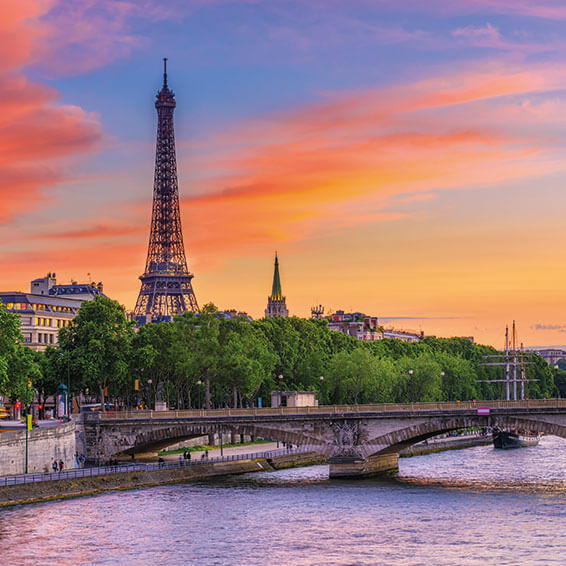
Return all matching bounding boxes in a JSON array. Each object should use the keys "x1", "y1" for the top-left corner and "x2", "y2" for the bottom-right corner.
[{"x1": 493, "y1": 430, "x2": 540, "y2": 449}]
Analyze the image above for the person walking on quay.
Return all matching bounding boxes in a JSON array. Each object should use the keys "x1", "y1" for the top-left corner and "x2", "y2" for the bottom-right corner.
[
  {"x1": 178, "y1": 454, "x2": 183, "y2": 466},
  {"x1": 52, "y1": 460, "x2": 58, "y2": 473},
  {"x1": 59, "y1": 460, "x2": 64, "y2": 472}
]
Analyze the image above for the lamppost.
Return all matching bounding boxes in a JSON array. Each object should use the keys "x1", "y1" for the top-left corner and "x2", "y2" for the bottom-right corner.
[
  {"x1": 278, "y1": 374, "x2": 284, "y2": 407},
  {"x1": 319, "y1": 376, "x2": 324, "y2": 405},
  {"x1": 197, "y1": 380, "x2": 202, "y2": 409},
  {"x1": 66, "y1": 360, "x2": 71, "y2": 420},
  {"x1": 408, "y1": 369, "x2": 414, "y2": 403},
  {"x1": 59, "y1": 352, "x2": 71, "y2": 419},
  {"x1": 147, "y1": 379, "x2": 153, "y2": 410}
]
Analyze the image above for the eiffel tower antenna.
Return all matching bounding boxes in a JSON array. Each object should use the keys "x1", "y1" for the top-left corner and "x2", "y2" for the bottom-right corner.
[{"x1": 134, "y1": 60, "x2": 199, "y2": 321}]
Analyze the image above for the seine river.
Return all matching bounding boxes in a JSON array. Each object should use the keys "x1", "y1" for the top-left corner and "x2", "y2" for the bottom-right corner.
[{"x1": 1, "y1": 436, "x2": 565, "y2": 566}]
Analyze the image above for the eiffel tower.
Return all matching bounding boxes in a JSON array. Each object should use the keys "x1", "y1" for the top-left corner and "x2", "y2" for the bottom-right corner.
[{"x1": 134, "y1": 59, "x2": 199, "y2": 321}]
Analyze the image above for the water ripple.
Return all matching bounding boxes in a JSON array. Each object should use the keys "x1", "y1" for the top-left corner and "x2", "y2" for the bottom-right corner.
[{"x1": 0, "y1": 437, "x2": 565, "y2": 565}]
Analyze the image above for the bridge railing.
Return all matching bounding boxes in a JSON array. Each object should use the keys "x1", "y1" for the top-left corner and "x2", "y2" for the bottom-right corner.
[
  {"x1": 0, "y1": 447, "x2": 308, "y2": 487},
  {"x1": 98, "y1": 398, "x2": 566, "y2": 420}
]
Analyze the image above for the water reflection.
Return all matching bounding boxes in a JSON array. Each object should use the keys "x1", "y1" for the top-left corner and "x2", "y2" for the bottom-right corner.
[{"x1": 0, "y1": 436, "x2": 564, "y2": 565}]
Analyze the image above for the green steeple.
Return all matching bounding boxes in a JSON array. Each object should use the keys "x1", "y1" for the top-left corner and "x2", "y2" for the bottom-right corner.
[{"x1": 270, "y1": 253, "x2": 283, "y2": 301}]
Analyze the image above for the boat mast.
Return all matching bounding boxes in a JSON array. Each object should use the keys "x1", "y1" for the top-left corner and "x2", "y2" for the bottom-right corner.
[
  {"x1": 512, "y1": 320, "x2": 517, "y2": 401},
  {"x1": 478, "y1": 323, "x2": 538, "y2": 398},
  {"x1": 520, "y1": 342, "x2": 525, "y2": 400},
  {"x1": 505, "y1": 325, "x2": 510, "y2": 401}
]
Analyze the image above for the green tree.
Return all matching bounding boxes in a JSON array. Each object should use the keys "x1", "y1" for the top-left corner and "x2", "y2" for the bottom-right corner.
[
  {"x1": 326, "y1": 347, "x2": 379, "y2": 404},
  {"x1": 58, "y1": 297, "x2": 135, "y2": 411},
  {"x1": 390, "y1": 354, "x2": 443, "y2": 403},
  {"x1": 173, "y1": 304, "x2": 220, "y2": 409},
  {"x1": 218, "y1": 317, "x2": 277, "y2": 408},
  {"x1": 0, "y1": 302, "x2": 41, "y2": 405}
]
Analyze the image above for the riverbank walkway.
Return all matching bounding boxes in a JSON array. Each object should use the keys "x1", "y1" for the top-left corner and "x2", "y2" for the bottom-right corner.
[{"x1": 0, "y1": 445, "x2": 306, "y2": 487}]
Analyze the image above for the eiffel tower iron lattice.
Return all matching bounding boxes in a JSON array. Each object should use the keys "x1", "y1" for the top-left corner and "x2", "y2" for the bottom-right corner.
[{"x1": 134, "y1": 59, "x2": 199, "y2": 319}]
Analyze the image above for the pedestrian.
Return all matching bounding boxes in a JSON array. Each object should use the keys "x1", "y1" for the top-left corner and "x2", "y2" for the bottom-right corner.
[
  {"x1": 179, "y1": 454, "x2": 183, "y2": 466},
  {"x1": 52, "y1": 460, "x2": 58, "y2": 473},
  {"x1": 187, "y1": 451, "x2": 191, "y2": 461},
  {"x1": 59, "y1": 459, "x2": 64, "y2": 471},
  {"x1": 205, "y1": 450, "x2": 209, "y2": 459}
]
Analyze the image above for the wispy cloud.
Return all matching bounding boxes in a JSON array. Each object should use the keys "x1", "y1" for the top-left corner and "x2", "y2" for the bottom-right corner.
[
  {"x1": 533, "y1": 323, "x2": 566, "y2": 332},
  {"x1": 169, "y1": 60, "x2": 566, "y2": 258}
]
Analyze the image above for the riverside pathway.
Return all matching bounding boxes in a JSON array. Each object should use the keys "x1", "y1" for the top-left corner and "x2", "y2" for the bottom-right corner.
[{"x1": 0, "y1": 445, "x2": 307, "y2": 487}]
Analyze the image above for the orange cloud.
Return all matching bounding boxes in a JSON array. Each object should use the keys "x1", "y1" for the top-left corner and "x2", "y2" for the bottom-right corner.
[
  {"x1": 175, "y1": 61, "x2": 566, "y2": 260},
  {"x1": 39, "y1": 224, "x2": 144, "y2": 240}
]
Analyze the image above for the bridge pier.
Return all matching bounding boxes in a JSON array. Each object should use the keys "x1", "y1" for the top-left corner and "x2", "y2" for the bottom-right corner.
[{"x1": 328, "y1": 453, "x2": 399, "y2": 478}]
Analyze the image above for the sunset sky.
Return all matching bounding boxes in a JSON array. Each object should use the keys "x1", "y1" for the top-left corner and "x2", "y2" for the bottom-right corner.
[{"x1": 2, "y1": 0, "x2": 566, "y2": 348}]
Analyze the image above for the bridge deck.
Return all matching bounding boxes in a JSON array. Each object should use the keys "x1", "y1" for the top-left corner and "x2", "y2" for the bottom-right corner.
[{"x1": 97, "y1": 399, "x2": 566, "y2": 420}]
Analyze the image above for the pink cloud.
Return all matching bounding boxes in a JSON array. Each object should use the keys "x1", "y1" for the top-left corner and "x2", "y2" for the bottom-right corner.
[
  {"x1": 169, "y1": 60, "x2": 566, "y2": 258},
  {"x1": 0, "y1": 2, "x2": 104, "y2": 223}
]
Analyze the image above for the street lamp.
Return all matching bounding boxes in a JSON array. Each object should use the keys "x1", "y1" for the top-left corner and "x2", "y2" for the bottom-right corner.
[
  {"x1": 408, "y1": 370, "x2": 414, "y2": 403},
  {"x1": 196, "y1": 380, "x2": 202, "y2": 409},
  {"x1": 277, "y1": 374, "x2": 284, "y2": 408},
  {"x1": 59, "y1": 352, "x2": 71, "y2": 419},
  {"x1": 319, "y1": 376, "x2": 324, "y2": 405}
]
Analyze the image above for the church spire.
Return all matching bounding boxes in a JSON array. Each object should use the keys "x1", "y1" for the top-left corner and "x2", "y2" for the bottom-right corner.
[
  {"x1": 270, "y1": 253, "x2": 283, "y2": 301},
  {"x1": 265, "y1": 253, "x2": 289, "y2": 318}
]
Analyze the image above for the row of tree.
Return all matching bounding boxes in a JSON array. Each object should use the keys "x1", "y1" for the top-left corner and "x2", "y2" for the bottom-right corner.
[{"x1": 0, "y1": 297, "x2": 562, "y2": 411}]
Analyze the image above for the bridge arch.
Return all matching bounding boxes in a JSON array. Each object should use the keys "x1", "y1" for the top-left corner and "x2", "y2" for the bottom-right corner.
[
  {"x1": 363, "y1": 415, "x2": 566, "y2": 459},
  {"x1": 108, "y1": 422, "x2": 323, "y2": 460}
]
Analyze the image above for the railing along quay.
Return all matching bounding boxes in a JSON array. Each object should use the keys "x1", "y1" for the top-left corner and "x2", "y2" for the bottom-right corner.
[
  {"x1": 0, "y1": 447, "x2": 306, "y2": 487},
  {"x1": 98, "y1": 398, "x2": 566, "y2": 420}
]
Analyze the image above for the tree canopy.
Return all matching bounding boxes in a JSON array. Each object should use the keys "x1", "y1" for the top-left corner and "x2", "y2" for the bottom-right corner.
[{"x1": 0, "y1": 298, "x2": 560, "y2": 409}]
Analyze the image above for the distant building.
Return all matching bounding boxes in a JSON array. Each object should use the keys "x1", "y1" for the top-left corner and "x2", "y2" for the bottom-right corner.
[
  {"x1": 327, "y1": 310, "x2": 383, "y2": 342},
  {"x1": 219, "y1": 309, "x2": 253, "y2": 322},
  {"x1": 382, "y1": 328, "x2": 424, "y2": 342},
  {"x1": 265, "y1": 253, "x2": 289, "y2": 318},
  {"x1": 271, "y1": 390, "x2": 318, "y2": 408},
  {"x1": 0, "y1": 273, "x2": 106, "y2": 351},
  {"x1": 526, "y1": 348, "x2": 566, "y2": 366},
  {"x1": 31, "y1": 272, "x2": 105, "y2": 301},
  {"x1": 322, "y1": 309, "x2": 426, "y2": 343}
]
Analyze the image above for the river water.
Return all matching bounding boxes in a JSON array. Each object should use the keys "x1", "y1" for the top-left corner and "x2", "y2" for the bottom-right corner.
[{"x1": 1, "y1": 436, "x2": 565, "y2": 566}]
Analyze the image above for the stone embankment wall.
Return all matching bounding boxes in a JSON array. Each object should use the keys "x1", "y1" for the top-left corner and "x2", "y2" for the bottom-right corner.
[
  {"x1": 400, "y1": 434, "x2": 492, "y2": 457},
  {"x1": 0, "y1": 422, "x2": 76, "y2": 476},
  {"x1": 0, "y1": 452, "x2": 323, "y2": 507}
]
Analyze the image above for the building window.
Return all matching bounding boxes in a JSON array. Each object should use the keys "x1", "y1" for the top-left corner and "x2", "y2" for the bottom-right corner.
[{"x1": 49, "y1": 334, "x2": 54, "y2": 344}]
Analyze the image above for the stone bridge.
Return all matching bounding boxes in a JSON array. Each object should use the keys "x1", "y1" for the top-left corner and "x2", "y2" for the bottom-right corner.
[{"x1": 83, "y1": 400, "x2": 566, "y2": 477}]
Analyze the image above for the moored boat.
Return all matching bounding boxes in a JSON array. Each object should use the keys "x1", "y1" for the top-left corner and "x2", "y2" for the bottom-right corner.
[{"x1": 492, "y1": 428, "x2": 540, "y2": 449}]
